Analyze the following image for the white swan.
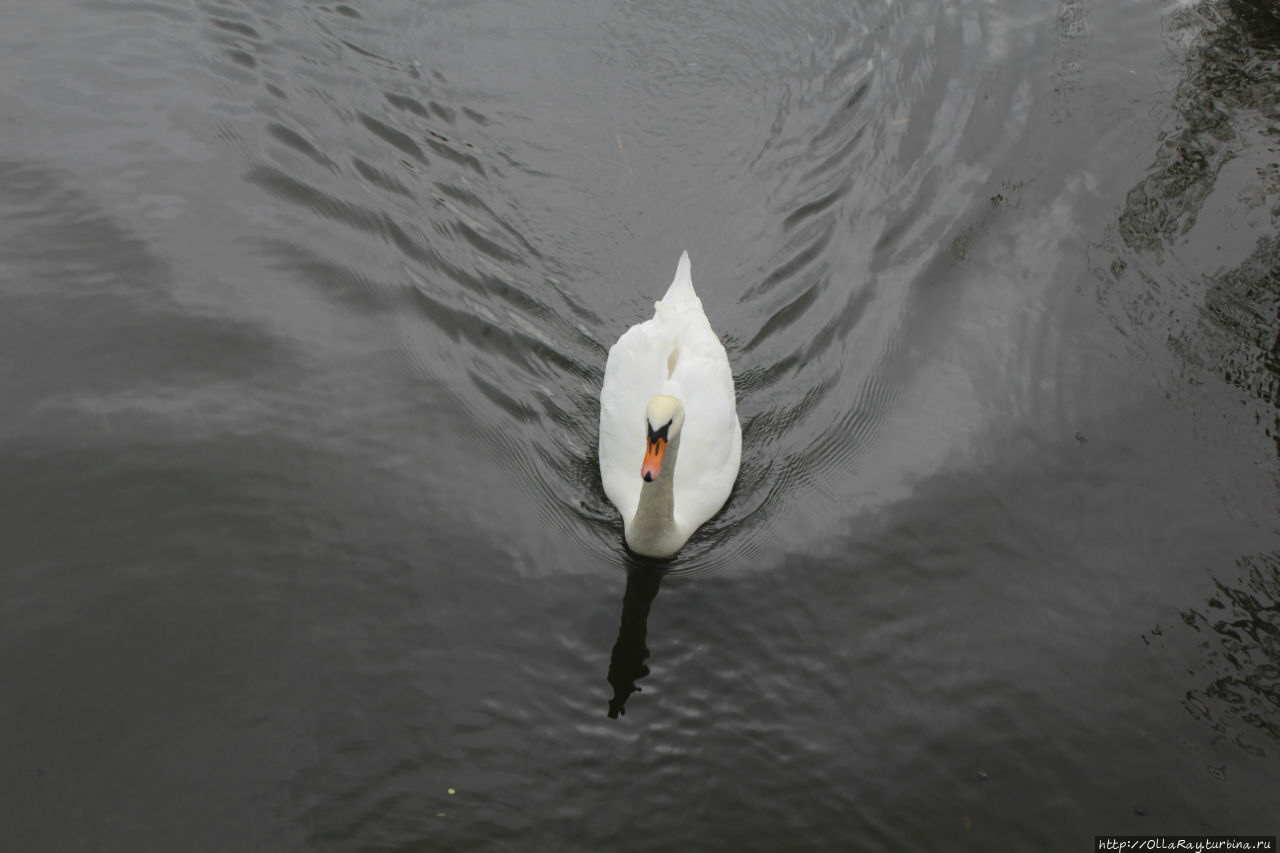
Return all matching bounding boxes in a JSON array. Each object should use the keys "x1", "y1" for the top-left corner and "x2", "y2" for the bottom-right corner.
[{"x1": 599, "y1": 251, "x2": 742, "y2": 557}]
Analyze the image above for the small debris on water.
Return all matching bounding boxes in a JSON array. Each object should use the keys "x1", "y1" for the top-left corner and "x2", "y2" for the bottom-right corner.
[
  {"x1": 1134, "y1": 805, "x2": 1150, "y2": 817},
  {"x1": 976, "y1": 770, "x2": 990, "y2": 782}
]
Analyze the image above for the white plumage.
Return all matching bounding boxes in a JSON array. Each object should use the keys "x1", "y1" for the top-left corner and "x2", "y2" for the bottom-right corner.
[{"x1": 599, "y1": 251, "x2": 741, "y2": 556}]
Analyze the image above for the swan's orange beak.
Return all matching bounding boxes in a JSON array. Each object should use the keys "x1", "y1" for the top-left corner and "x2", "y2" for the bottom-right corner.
[{"x1": 641, "y1": 435, "x2": 666, "y2": 482}]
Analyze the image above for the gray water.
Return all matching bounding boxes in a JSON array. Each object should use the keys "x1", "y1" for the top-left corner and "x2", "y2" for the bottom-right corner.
[{"x1": 2, "y1": 0, "x2": 1279, "y2": 849}]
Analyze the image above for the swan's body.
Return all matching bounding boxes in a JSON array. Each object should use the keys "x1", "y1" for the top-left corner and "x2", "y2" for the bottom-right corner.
[{"x1": 599, "y1": 252, "x2": 741, "y2": 557}]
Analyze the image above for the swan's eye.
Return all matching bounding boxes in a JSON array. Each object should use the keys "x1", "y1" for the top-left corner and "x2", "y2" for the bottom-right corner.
[{"x1": 646, "y1": 421, "x2": 671, "y2": 443}]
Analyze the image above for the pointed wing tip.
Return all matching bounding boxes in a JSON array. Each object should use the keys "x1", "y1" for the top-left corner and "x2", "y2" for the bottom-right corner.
[{"x1": 662, "y1": 250, "x2": 697, "y2": 303}]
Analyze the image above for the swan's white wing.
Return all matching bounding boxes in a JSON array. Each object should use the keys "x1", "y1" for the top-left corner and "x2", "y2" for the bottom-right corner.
[
  {"x1": 667, "y1": 309, "x2": 741, "y2": 532},
  {"x1": 599, "y1": 314, "x2": 673, "y2": 520}
]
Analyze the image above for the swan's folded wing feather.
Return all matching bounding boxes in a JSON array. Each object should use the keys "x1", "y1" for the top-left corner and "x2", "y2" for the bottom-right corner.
[
  {"x1": 599, "y1": 316, "x2": 672, "y2": 519},
  {"x1": 667, "y1": 320, "x2": 741, "y2": 530},
  {"x1": 660, "y1": 250, "x2": 697, "y2": 306}
]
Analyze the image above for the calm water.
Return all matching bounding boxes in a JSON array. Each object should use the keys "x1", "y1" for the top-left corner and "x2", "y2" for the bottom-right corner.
[{"x1": 2, "y1": 0, "x2": 1279, "y2": 849}]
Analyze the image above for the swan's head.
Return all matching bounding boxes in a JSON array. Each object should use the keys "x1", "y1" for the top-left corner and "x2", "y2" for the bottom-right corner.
[{"x1": 641, "y1": 395, "x2": 685, "y2": 483}]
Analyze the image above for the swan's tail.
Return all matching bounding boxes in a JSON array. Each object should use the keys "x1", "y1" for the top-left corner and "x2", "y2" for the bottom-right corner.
[{"x1": 660, "y1": 250, "x2": 698, "y2": 305}]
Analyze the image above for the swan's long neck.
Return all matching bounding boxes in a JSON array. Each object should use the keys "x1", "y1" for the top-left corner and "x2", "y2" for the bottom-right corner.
[{"x1": 627, "y1": 431, "x2": 683, "y2": 557}]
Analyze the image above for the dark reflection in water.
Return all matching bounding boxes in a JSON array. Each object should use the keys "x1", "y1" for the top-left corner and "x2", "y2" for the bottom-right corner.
[
  {"x1": 606, "y1": 563, "x2": 663, "y2": 718},
  {"x1": 1115, "y1": 0, "x2": 1279, "y2": 257},
  {"x1": 1215, "y1": 235, "x2": 1280, "y2": 433},
  {"x1": 1103, "y1": 0, "x2": 1280, "y2": 760},
  {"x1": 1159, "y1": 553, "x2": 1280, "y2": 759},
  {"x1": 1109, "y1": 0, "x2": 1279, "y2": 263}
]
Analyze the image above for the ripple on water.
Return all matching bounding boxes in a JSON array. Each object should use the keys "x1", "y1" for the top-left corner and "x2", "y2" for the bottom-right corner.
[
  {"x1": 15, "y1": 0, "x2": 1280, "y2": 846},
  {"x1": 193, "y1": 0, "x2": 1062, "y2": 580},
  {"x1": 223, "y1": 21, "x2": 614, "y2": 563}
]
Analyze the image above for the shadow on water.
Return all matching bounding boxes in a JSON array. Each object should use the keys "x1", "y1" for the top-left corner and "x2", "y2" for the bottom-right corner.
[{"x1": 605, "y1": 559, "x2": 666, "y2": 719}]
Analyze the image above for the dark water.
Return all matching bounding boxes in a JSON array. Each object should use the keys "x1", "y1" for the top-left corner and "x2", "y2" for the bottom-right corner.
[{"x1": 2, "y1": 0, "x2": 1279, "y2": 848}]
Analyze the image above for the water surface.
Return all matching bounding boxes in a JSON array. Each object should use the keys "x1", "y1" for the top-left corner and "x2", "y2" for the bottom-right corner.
[{"x1": 1, "y1": 0, "x2": 1279, "y2": 849}]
